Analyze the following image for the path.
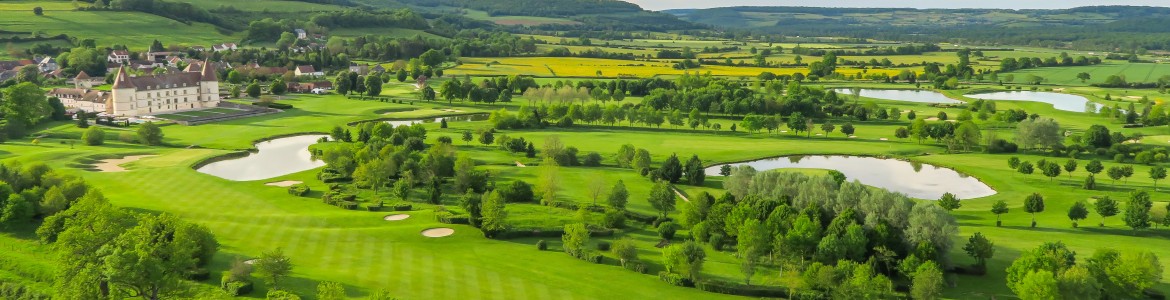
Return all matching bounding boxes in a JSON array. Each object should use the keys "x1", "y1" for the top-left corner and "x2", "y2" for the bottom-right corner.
[{"x1": 671, "y1": 186, "x2": 690, "y2": 203}]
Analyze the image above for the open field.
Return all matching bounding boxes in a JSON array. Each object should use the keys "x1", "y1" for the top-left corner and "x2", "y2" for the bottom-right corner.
[
  {"x1": 181, "y1": 0, "x2": 345, "y2": 12},
  {"x1": 1004, "y1": 62, "x2": 1170, "y2": 86},
  {"x1": 0, "y1": 5, "x2": 236, "y2": 48},
  {"x1": 448, "y1": 56, "x2": 906, "y2": 78}
]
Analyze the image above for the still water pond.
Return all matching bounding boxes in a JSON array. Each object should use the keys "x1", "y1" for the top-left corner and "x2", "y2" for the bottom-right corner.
[
  {"x1": 833, "y1": 89, "x2": 964, "y2": 104},
  {"x1": 385, "y1": 113, "x2": 489, "y2": 127},
  {"x1": 964, "y1": 91, "x2": 1095, "y2": 112},
  {"x1": 196, "y1": 134, "x2": 327, "y2": 181},
  {"x1": 705, "y1": 155, "x2": 996, "y2": 199}
]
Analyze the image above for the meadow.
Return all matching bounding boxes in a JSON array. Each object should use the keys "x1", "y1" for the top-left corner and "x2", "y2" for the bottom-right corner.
[
  {"x1": 447, "y1": 56, "x2": 906, "y2": 78},
  {"x1": 0, "y1": 3, "x2": 236, "y2": 48}
]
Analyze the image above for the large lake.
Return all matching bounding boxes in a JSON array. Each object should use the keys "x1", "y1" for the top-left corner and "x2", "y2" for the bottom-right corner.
[
  {"x1": 964, "y1": 91, "x2": 1095, "y2": 112},
  {"x1": 833, "y1": 88, "x2": 964, "y2": 104},
  {"x1": 196, "y1": 134, "x2": 327, "y2": 181},
  {"x1": 385, "y1": 113, "x2": 489, "y2": 127},
  {"x1": 705, "y1": 155, "x2": 996, "y2": 199}
]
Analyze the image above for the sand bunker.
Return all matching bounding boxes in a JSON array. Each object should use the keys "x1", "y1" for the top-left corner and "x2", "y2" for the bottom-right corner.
[
  {"x1": 925, "y1": 117, "x2": 940, "y2": 121},
  {"x1": 384, "y1": 214, "x2": 410, "y2": 221},
  {"x1": 265, "y1": 180, "x2": 303, "y2": 187},
  {"x1": 515, "y1": 161, "x2": 526, "y2": 167},
  {"x1": 92, "y1": 155, "x2": 156, "y2": 172},
  {"x1": 879, "y1": 138, "x2": 889, "y2": 141},
  {"x1": 421, "y1": 228, "x2": 454, "y2": 237},
  {"x1": 244, "y1": 259, "x2": 257, "y2": 265}
]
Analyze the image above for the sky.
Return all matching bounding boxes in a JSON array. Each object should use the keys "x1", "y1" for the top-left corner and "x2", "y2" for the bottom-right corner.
[{"x1": 625, "y1": 0, "x2": 1170, "y2": 11}]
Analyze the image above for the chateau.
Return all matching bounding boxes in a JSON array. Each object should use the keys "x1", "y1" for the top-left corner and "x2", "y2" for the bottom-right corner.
[{"x1": 108, "y1": 62, "x2": 220, "y2": 117}]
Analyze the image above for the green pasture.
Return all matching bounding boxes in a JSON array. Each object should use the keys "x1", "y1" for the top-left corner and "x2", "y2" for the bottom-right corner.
[{"x1": 0, "y1": 6, "x2": 236, "y2": 48}]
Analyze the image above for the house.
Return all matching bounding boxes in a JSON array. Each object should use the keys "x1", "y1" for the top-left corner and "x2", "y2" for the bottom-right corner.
[
  {"x1": 371, "y1": 64, "x2": 386, "y2": 73},
  {"x1": 212, "y1": 43, "x2": 238, "y2": 52},
  {"x1": 295, "y1": 29, "x2": 307, "y2": 40},
  {"x1": 43, "y1": 69, "x2": 65, "y2": 80},
  {"x1": 48, "y1": 87, "x2": 111, "y2": 113},
  {"x1": 288, "y1": 81, "x2": 333, "y2": 93},
  {"x1": 0, "y1": 60, "x2": 34, "y2": 72},
  {"x1": 105, "y1": 63, "x2": 220, "y2": 117},
  {"x1": 108, "y1": 50, "x2": 131, "y2": 64},
  {"x1": 348, "y1": 64, "x2": 369, "y2": 75},
  {"x1": 145, "y1": 51, "x2": 177, "y2": 63},
  {"x1": 72, "y1": 71, "x2": 105, "y2": 88},
  {"x1": 191, "y1": 46, "x2": 206, "y2": 52},
  {"x1": 37, "y1": 57, "x2": 58, "y2": 73},
  {"x1": 294, "y1": 65, "x2": 323, "y2": 76}
]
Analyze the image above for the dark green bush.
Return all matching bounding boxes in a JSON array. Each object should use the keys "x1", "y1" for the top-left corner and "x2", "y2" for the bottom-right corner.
[
  {"x1": 188, "y1": 268, "x2": 211, "y2": 281},
  {"x1": 597, "y1": 241, "x2": 611, "y2": 251},
  {"x1": 709, "y1": 233, "x2": 725, "y2": 250},
  {"x1": 366, "y1": 202, "x2": 383, "y2": 211},
  {"x1": 602, "y1": 209, "x2": 626, "y2": 228},
  {"x1": 657, "y1": 221, "x2": 677, "y2": 240},
  {"x1": 657, "y1": 271, "x2": 693, "y2": 287},
  {"x1": 339, "y1": 201, "x2": 359, "y2": 210},
  {"x1": 695, "y1": 279, "x2": 790, "y2": 297},
  {"x1": 392, "y1": 203, "x2": 412, "y2": 211},
  {"x1": 287, "y1": 184, "x2": 310, "y2": 196},
  {"x1": 622, "y1": 260, "x2": 647, "y2": 274},
  {"x1": 536, "y1": 240, "x2": 548, "y2": 250},
  {"x1": 435, "y1": 211, "x2": 471, "y2": 224}
]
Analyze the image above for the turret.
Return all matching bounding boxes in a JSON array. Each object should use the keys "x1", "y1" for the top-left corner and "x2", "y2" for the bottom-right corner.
[
  {"x1": 110, "y1": 67, "x2": 137, "y2": 116},
  {"x1": 200, "y1": 62, "x2": 220, "y2": 106}
]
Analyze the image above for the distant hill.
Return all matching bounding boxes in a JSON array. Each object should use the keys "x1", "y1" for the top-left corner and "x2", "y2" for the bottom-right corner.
[
  {"x1": 384, "y1": 0, "x2": 703, "y2": 31},
  {"x1": 669, "y1": 6, "x2": 1170, "y2": 51}
]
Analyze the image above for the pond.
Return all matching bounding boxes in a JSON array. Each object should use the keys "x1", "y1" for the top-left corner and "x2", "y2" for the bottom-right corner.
[
  {"x1": 964, "y1": 91, "x2": 1096, "y2": 112},
  {"x1": 833, "y1": 89, "x2": 964, "y2": 104},
  {"x1": 196, "y1": 134, "x2": 328, "y2": 181},
  {"x1": 385, "y1": 113, "x2": 489, "y2": 127},
  {"x1": 705, "y1": 155, "x2": 996, "y2": 199}
]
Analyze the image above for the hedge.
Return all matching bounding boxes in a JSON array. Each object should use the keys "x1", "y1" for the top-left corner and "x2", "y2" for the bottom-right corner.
[
  {"x1": 622, "y1": 260, "x2": 647, "y2": 274},
  {"x1": 624, "y1": 210, "x2": 658, "y2": 224},
  {"x1": 536, "y1": 240, "x2": 548, "y2": 250},
  {"x1": 392, "y1": 203, "x2": 413, "y2": 211},
  {"x1": 694, "y1": 279, "x2": 790, "y2": 298},
  {"x1": 252, "y1": 102, "x2": 293, "y2": 109},
  {"x1": 495, "y1": 227, "x2": 615, "y2": 239},
  {"x1": 222, "y1": 280, "x2": 253, "y2": 296},
  {"x1": 188, "y1": 268, "x2": 211, "y2": 281},
  {"x1": 339, "y1": 201, "x2": 359, "y2": 210},
  {"x1": 435, "y1": 211, "x2": 470, "y2": 224},
  {"x1": 365, "y1": 202, "x2": 383, "y2": 211},
  {"x1": 657, "y1": 271, "x2": 693, "y2": 287},
  {"x1": 287, "y1": 184, "x2": 310, "y2": 196}
]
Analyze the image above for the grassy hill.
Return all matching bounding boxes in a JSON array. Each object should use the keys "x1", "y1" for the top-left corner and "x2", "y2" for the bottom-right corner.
[{"x1": 669, "y1": 6, "x2": 1170, "y2": 51}]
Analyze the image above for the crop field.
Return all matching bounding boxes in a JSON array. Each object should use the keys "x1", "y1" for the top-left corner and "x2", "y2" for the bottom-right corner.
[
  {"x1": 448, "y1": 57, "x2": 906, "y2": 78},
  {"x1": 0, "y1": 8, "x2": 236, "y2": 48},
  {"x1": 1003, "y1": 61, "x2": 1170, "y2": 86},
  {"x1": 181, "y1": 0, "x2": 345, "y2": 12},
  {"x1": 460, "y1": 9, "x2": 581, "y2": 26}
]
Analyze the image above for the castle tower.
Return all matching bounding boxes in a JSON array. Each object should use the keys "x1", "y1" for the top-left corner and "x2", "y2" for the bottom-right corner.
[
  {"x1": 200, "y1": 62, "x2": 220, "y2": 107},
  {"x1": 110, "y1": 66, "x2": 138, "y2": 116}
]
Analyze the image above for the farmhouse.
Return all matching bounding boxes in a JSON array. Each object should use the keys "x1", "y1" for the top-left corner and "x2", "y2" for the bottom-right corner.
[
  {"x1": 295, "y1": 29, "x2": 307, "y2": 40},
  {"x1": 107, "y1": 50, "x2": 131, "y2": 64},
  {"x1": 37, "y1": 57, "x2": 58, "y2": 73},
  {"x1": 212, "y1": 43, "x2": 238, "y2": 52},
  {"x1": 295, "y1": 65, "x2": 324, "y2": 76},
  {"x1": 48, "y1": 87, "x2": 110, "y2": 113},
  {"x1": 106, "y1": 62, "x2": 220, "y2": 117},
  {"x1": 71, "y1": 71, "x2": 105, "y2": 88}
]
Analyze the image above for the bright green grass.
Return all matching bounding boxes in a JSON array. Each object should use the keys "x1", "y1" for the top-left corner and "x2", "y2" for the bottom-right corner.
[
  {"x1": 9, "y1": 81, "x2": 1170, "y2": 298},
  {"x1": 0, "y1": 8, "x2": 236, "y2": 48},
  {"x1": 1004, "y1": 61, "x2": 1170, "y2": 86},
  {"x1": 329, "y1": 28, "x2": 447, "y2": 40},
  {"x1": 180, "y1": 0, "x2": 344, "y2": 12}
]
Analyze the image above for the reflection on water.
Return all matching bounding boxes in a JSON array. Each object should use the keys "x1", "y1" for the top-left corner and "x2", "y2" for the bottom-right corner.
[
  {"x1": 705, "y1": 155, "x2": 996, "y2": 199},
  {"x1": 196, "y1": 135, "x2": 328, "y2": 181}
]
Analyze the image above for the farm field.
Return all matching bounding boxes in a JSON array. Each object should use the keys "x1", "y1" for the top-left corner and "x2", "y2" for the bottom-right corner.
[
  {"x1": 0, "y1": 6, "x2": 235, "y2": 48},
  {"x1": 1003, "y1": 62, "x2": 1170, "y2": 86},
  {"x1": 447, "y1": 56, "x2": 906, "y2": 78}
]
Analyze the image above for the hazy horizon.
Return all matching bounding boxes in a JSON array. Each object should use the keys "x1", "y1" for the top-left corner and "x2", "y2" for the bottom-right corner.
[{"x1": 626, "y1": 0, "x2": 1170, "y2": 11}]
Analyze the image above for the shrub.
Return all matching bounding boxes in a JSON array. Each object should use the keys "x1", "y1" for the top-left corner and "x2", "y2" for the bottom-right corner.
[
  {"x1": 118, "y1": 132, "x2": 137, "y2": 143},
  {"x1": 597, "y1": 241, "x2": 611, "y2": 251},
  {"x1": 339, "y1": 201, "x2": 359, "y2": 210},
  {"x1": 623, "y1": 260, "x2": 647, "y2": 273},
  {"x1": 392, "y1": 203, "x2": 412, "y2": 211},
  {"x1": 437, "y1": 136, "x2": 453, "y2": 144},
  {"x1": 499, "y1": 180, "x2": 535, "y2": 203},
  {"x1": 365, "y1": 202, "x2": 383, "y2": 211},
  {"x1": 82, "y1": 126, "x2": 104, "y2": 145},
  {"x1": 223, "y1": 280, "x2": 253, "y2": 296},
  {"x1": 435, "y1": 211, "x2": 471, "y2": 224},
  {"x1": 583, "y1": 152, "x2": 603, "y2": 166},
  {"x1": 657, "y1": 221, "x2": 677, "y2": 240},
  {"x1": 536, "y1": 240, "x2": 548, "y2": 250},
  {"x1": 253, "y1": 102, "x2": 293, "y2": 109},
  {"x1": 695, "y1": 279, "x2": 790, "y2": 297},
  {"x1": 602, "y1": 209, "x2": 626, "y2": 228},
  {"x1": 708, "y1": 233, "x2": 725, "y2": 251},
  {"x1": 287, "y1": 184, "x2": 310, "y2": 196},
  {"x1": 657, "y1": 271, "x2": 694, "y2": 287},
  {"x1": 188, "y1": 268, "x2": 211, "y2": 281}
]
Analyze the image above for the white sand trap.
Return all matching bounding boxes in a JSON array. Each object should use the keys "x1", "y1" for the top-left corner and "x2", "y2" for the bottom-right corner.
[
  {"x1": 244, "y1": 259, "x2": 257, "y2": 265},
  {"x1": 849, "y1": 136, "x2": 858, "y2": 139},
  {"x1": 925, "y1": 117, "x2": 940, "y2": 121},
  {"x1": 92, "y1": 155, "x2": 157, "y2": 172},
  {"x1": 384, "y1": 214, "x2": 410, "y2": 221},
  {"x1": 780, "y1": 130, "x2": 788, "y2": 133},
  {"x1": 265, "y1": 180, "x2": 302, "y2": 187},
  {"x1": 879, "y1": 138, "x2": 889, "y2": 141},
  {"x1": 815, "y1": 133, "x2": 823, "y2": 136},
  {"x1": 421, "y1": 228, "x2": 455, "y2": 237},
  {"x1": 515, "y1": 161, "x2": 527, "y2": 167}
]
